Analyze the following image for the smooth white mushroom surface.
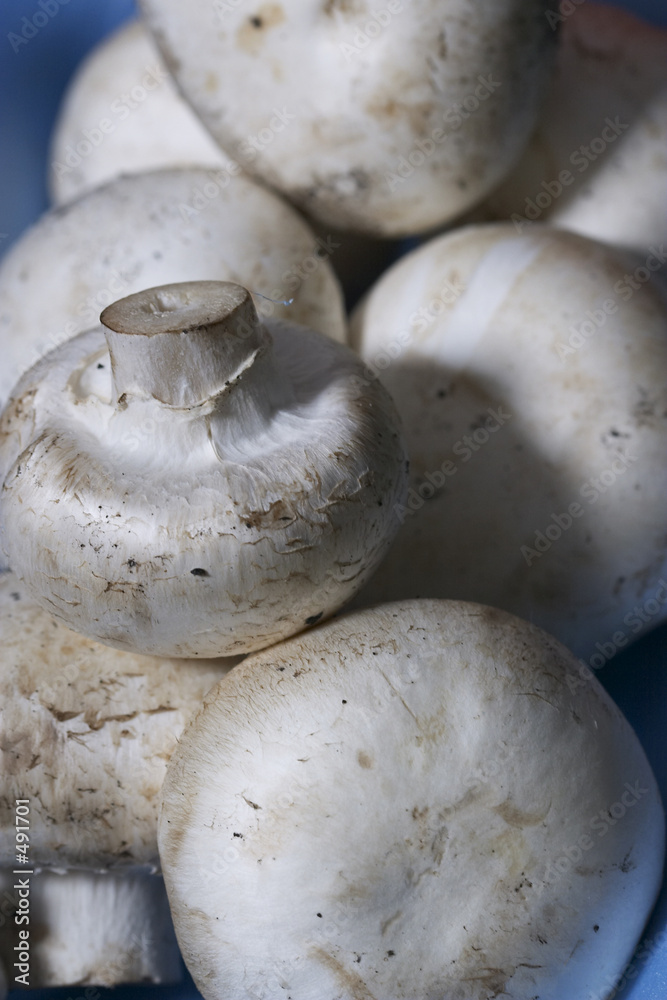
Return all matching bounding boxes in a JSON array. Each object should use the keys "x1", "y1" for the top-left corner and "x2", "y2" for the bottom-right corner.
[
  {"x1": 0, "y1": 569, "x2": 235, "y2": 984},
  {"x1": 0, "y1": 281, "x2": 408, "y2": 658},
  {"x1": 349, "y1": 223, "x2": 667, "y2": 661},
  {"x1": 468, "y1": 3, "x2": 667, "y2": 254},
  {"x1": 0, "y1": 166, "x2": 346, "y2": 411},
  {"x1": 49, "y1": 19, "x2": 227, "y2": 205},
  {"x1": 139, "y1": 0, "x2": 557, "y2": 237},
  {"x1": 158, "y1": 600, "x2": 665, "y2": 1000}
]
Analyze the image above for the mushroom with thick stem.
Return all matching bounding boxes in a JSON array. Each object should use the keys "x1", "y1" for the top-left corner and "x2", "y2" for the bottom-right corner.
[
  {"x1": 158, "y1": 599, "x2": 665, "y2": 1000},
  {"x1": 139, "y1": 0, "x2": 558, "y2": 237},
  {"x1": 0, "y1": 281, "x2": 408, "y2": 658},
  {"x1": 0, "y1": 568, "x2": 237, "y2": 986},
  {"x1": 349, "y1": 223, "x2": 667, "y2": 660},
  {"x1": 0, "y1": 166, "x2": 346, "y2": 413},
  {"x1": 466, "y1": 3, "x2": 667, "y2": 255}
]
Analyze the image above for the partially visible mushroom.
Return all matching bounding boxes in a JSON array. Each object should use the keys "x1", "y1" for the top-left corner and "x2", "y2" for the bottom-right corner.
[
  {"x1": 0, "y1": 281, "x2": 408, "y2": 657},
  {"x1": 158, "y1": 600, "x2": 665, "y2": 1000},
  {"x1": 139, "y1": 0, "x2": 557, "y2": 236},
  {"x1": 349, "y1": 223, "x2": 667, "y2": 660},
  {"x1": 468, "y1": 3, "x2": 667, "y2": 254},
  {"x1": 0, "y1": 569, "x2": 236, "y2": 985},
  {"x1": 49, "y1": 19, "x2": 227, "y2": 205},
  {"x1": 46, "y1": 19, "x2": 407, "y2": 310},
  {"x1": 0, "y1": 166, "x2": 346, "y2": 411},
  {"x1": 0, "y1": 868, "x2": 181, "y2": 987}
]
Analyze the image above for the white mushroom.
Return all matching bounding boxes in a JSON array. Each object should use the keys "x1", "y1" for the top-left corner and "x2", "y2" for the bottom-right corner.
[
  {"x1": 139, "y1": 0, "x2": 557, "y2": 237},
  {"x1": 468, "y1": 3, "x2": 667, "y2": 254},
  {"x1": 158, "y1": 599, "x2": 665, "y2": 1000},
  {"x1": 0, "y1": 281, "x2": 408, "y2": 658},
  {"x1": 49, "y1": 19, "x2": 227, "y2": 206},
  {"x1": 0, "y1": 569, "x2": 236, "y2": 985},
  {"x1": 46, "y1": 18, "x2": 408, "y2": 309},
  {"x1": 349, "y1": 223, "x2": 667, "y2": 660},
  {"x1": 0, "y1": 868, "x2": 180, "y2": 988},
  {"x1": 0, "y1": 166, "x2": 346, "y2": 411}
]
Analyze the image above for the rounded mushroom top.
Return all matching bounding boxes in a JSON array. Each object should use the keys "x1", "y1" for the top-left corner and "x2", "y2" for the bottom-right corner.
[
  {"x1": 470, "y1": 3, "x2": 667, "y2": 254},
  {"x1": 0, "y1": 570, "x2": 235, "y2": 872},
  {"x1": 48, "y1": 18, "x2": 227, "y2": 205},
  {"x1": 0, "y1": 282, "x2": 408, "y2": 658},
  {"x1": 349, "y1": 223, "x2": 667, "y2": 657},
  {"x1": 158, "y1": 599, "x2": 664, "y2": 1000},
  {"x1": 139, "y1": 0, "x2": 556, "y2": 236},
  {"x1": 0, "y1": 166, "x2": 346, "y2": 411}
]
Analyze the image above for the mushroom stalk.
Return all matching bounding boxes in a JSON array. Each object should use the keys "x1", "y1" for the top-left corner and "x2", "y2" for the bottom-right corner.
[
  {"x1": 102, "y1": 282, "x2": 278, "y2": 412},
  {"x1": 0, "y1": 868, "x2": 181, "y2": 987}
]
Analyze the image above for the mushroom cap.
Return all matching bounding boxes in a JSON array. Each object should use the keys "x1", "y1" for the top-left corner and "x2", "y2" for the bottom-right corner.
[
  {"x1": 470, "y1": 3, "x2": 667, "y2": 254},
  {"x1": 0, "y1": 282, "x2": 408, "y2": 658},
  {"x1": 139, "y1": 0, "x2": 556, "y2": 237},
  {"x1": 49, "y1": 19, "x2": 227, "y2": 206},
  {"x1": 0, "y1": 570, "x2": 235, "y2": 870},
  {"x1": 158, "y1": 599, "x2": 664, "y2": 1000},
  {"x1": 349, "y1": 223, "x2": 667, "y2": 659},
  {"x1": 0, "y1": 166, "x2": 346, "y2": 411}
]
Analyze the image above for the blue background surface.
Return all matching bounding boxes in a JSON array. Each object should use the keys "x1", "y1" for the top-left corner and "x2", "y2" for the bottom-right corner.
[{"x1": 1, "y1": 1, "x2": 667, "y2": 998}]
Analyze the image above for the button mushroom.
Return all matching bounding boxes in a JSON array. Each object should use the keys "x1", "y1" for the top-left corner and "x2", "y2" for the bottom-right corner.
[
  {"x1": 469, "y1": 3, "x2": 667, "y2": 255},
  {"x1": 350, "y1": 223, "x2": 667, "y2": 659},
  {"x1": 0, "y1": 569, "x2": 236, "y2": 985},
  {"x1": 49, "y1": 19, "x2": 228, "y2": 206},
  {"x1": 0, "y1": 281, "x2": 408, "y2": 657},
  {"x1": 0, "y1": 166, "x2": 346, "y2": 412},
  {"x1": 138, "y1": 0, "x2": 558, "y2": 236},
  {"x1": 158, "y1": 599, "x2": 665, "y2": 1000}
]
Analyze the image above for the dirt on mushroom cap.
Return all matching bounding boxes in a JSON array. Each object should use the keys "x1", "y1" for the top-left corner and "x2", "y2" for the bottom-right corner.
[{"x1": 158, "y1": 599, "x2": 664, "y2": 1000}]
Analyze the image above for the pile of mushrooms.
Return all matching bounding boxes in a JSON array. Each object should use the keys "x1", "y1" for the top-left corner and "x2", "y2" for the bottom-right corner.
[
  {"x1": 1, "y1": 0, "x2": 666, "y2": 997},
  {"x1": 0, "y1": 569, "x2": 236, "y2": 986},
  {"x1": 467, "y1": 2, "x2": 667, "y2": 255}
]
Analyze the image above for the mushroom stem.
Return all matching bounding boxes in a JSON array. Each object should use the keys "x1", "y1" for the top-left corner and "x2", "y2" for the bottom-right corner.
[
  {"x1": 101, "y1": 281, "x2": 272, "y2": 410},
  {"x1": 0, "y1": 868, "x2": 181, "y2": 987}
]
